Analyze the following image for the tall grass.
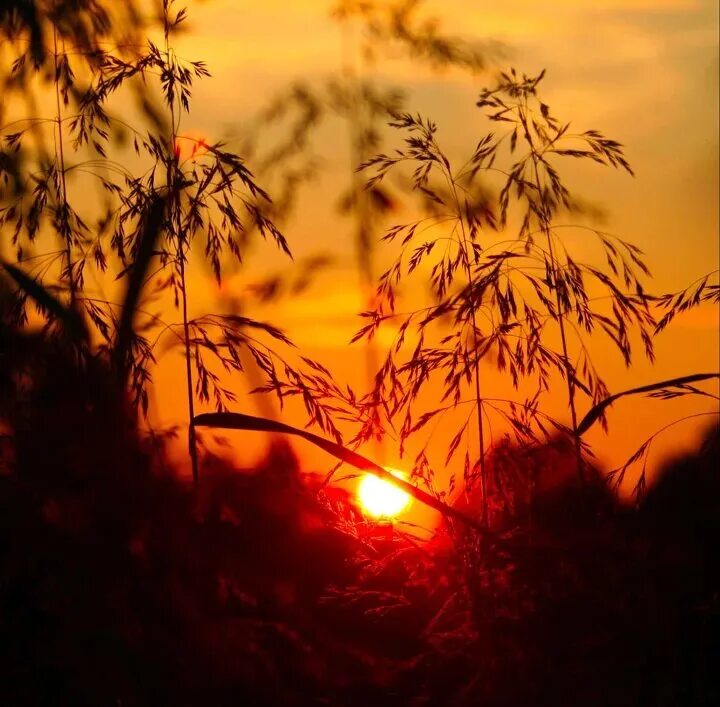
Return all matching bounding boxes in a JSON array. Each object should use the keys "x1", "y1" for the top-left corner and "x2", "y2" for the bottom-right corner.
[
  {"x1": 1, "y1": 1, "x2": 362, "y2": 485},
  {"x1": 0, "y1": 3, "x2": 718, "y2": 706},
  {"x1": 1, "y1": 0, "x2": 716, "y2": 508},
  {"x1": 353, "y1": 69, "x2": 674, "y2": 521},
  {"x1": 234, "y1": 0, "x2": 499, "y2": 461}
]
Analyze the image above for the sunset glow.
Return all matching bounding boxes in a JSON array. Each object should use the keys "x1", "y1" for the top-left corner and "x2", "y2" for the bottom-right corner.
[
  {"x1": 357, "y1": 468, "x2": 412, "y2": 519},
  {"x1": 174, "y1": 132, "x2": 209, "y2": 162}
]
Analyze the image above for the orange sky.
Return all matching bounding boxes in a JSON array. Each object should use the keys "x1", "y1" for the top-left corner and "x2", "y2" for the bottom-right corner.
[
  {"x1": 7, "y1": 1, "x2": 715, "y2": 531},
  {"x1": 128, "y1": 0, "x2": 718, "y2": 529}
]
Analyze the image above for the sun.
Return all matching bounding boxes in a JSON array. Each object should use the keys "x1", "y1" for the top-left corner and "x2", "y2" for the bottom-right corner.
[
  {"x1": 173, "y1": 131, "x2": 209, "y2": 162},
  {"x1": 357, "y1": 468, "x2": 412, "y2": 519}
]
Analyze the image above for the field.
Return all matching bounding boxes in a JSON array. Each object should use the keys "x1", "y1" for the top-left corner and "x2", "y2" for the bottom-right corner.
[{"x1": 0, "y1": 2, "x2": 718, "y2": 705}]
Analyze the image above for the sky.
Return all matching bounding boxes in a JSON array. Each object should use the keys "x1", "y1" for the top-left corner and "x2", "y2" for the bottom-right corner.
[
  {"x1": 167, "y1": 0, "x2": 718, "y2": 311},
  {"x1": 142, "y1": 0, "x2": 720, "y2": 526}
]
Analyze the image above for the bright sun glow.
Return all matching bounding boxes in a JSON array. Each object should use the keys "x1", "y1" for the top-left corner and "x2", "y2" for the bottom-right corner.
[{"x1": 357, "y1": 468, "x2": 412, "y2": 519}]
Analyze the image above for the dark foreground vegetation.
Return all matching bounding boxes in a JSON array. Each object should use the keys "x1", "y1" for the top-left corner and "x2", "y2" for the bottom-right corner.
[{"x1": 1, "y1": 315, "x2": 718, "y2": 706}]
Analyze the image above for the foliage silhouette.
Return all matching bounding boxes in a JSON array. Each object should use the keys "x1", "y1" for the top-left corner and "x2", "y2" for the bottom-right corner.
[
  {"x1": 0, "y1": 3, "x2": 718, "y2": 706},
  {"x1": 353, "y1": 69, "x2": 659, "y2": 523},
  {"x1": 0, "y1": 300, "x2": 717, "y2": 705},
  {"x1": 2, "y1": 1, "x2": 356, "y2": 484},
  {"x1": 577, "y1": 372, "x2": 720, "y2": 437}
]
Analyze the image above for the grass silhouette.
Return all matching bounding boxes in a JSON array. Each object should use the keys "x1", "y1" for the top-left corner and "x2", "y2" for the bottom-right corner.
[{"x1": 0, "y1": 2, "x2": 718, "y2": 706}]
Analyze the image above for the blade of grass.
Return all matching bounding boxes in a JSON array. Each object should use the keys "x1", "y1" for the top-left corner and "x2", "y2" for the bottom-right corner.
[
  {"x1": 576, "y1": 373, "x2": 720, "y2": 436},
  {"x1": 1, "y1": 261, "x2": 88, "y2": 342},
  {"x1": 194, "y1": 411, "x2": 492, "y2": 535}
]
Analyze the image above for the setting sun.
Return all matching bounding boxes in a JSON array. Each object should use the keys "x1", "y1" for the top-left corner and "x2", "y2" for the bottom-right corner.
[
  {"x1": 357, "y1": 468, "x2": 412, "y2": 519},
  {"x1": 173, "y1": 131, "x2": 209, "y2": 162}
]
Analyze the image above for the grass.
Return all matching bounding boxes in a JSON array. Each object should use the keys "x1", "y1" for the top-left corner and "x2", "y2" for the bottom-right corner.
[
  {"x1": 0, "y1": 314, "x2": 717, "y2": 704},
  {"x1": 0, "y1": 2, "x2": 718, "y2": 705}
]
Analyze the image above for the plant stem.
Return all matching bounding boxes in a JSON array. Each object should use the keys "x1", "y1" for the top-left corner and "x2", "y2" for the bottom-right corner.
[
  {"x1": 178, "y1": 243, "x2": 199, "y2": 486},
  {"x1": 519, "y1": 103, "x2": 584, "y2": 481},
  {"x1": 164, "y1": 5, "x2": 200, "y2": 487},
  {"x1": 52, "y1": 16, "x2": 74, "y2": 304},
  {"x1": 446, "y1": 167, "x2": 489, "y2": 527},
  {"x1": 342, "y1": 19, "x2": 385, "y2": 462},
  {"x1": 543, "y1": 228, "x2": 584, "y2": 480}
]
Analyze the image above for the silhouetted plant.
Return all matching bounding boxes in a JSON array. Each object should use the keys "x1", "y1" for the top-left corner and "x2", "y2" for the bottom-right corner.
[
  {"x1": 651, "y1": 269, "x2": 719, "y2": 334},
  {"x1": 477, "y1": 69, "x2": 656, "y2": 477},
  {"x1": 0, "y1": 1, "x2": 141, "y2": 70},
  {"x1": 0, "y1": 5, "x2": 718, "y2": 706},
  {"x1": 2, "y1": 2, "x2": 355, "y2": 485},
  {"x1": 575, "y1": 269, "x2": 720, "y2": 501},
  {"x1": 82, "y1": 1, "x2": 356, "y2": 482},
  {"x1": 0, "y1": 1, "x2": 143, "y2": 317},
  {"x1": 355, "y1": 69, "x2": 657, "y2": 522},
  {"x1": 236, "y1": 0, "x2": 500, "y2": 427},
  {"x1": 357, "y1": 111, "x2": 506, "y2": 524}
]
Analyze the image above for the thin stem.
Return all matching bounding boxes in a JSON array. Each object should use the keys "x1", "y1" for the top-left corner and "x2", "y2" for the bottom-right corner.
[
  {"x1": 52, "y1": 16, "x2": 74, "y2": 303},
  {"x1": 519, "y1": 102, "x2": 584, "y2": 481},
  {"x1": 164, "y1": 5, "x2": 199, "y2": 487},
  {"x1": 342, "y1": 18, "x2": 386, "y2": 463},
  {"x1": 443, "y1": 156, "x2": 489, "y2": 527},
  {"x1": 178, "y1": 244, "x2": 199, "y2": 485}
]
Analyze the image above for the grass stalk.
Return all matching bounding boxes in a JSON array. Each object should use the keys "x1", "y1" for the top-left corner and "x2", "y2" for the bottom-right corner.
[
  {"x1": 343, "y1": 27, "x2": 386, "y2": 463},
  {"x1": 52, "y1": 13, "x2": 74, "y2": 304},
  {"x1": 448, "y1": 175, "x2": 490, "y2": 527},
  {"x1": 163, "y1": 4, "x2": 199, "y2": 487},
  {"x1": 518, "y1": 101, "x2": 584, "y2": 481}
]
